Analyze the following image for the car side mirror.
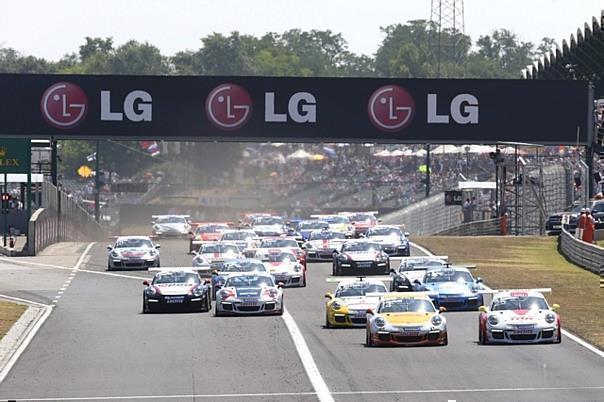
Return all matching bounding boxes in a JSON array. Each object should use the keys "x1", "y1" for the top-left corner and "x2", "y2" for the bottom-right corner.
[
  {"x1": 142, "y1": 280, "x2": 149, "y2": 286},
  {"x1": 155, "y1": 244, "x2": 160, "y2": 249},
  {"x1": 404, "y1": 232, "x2": 410, "y2": 237},
  {"x1": 377, "y1": 218, "x2": 382, "y2": 223},
  {"x1": 413, "y1": 279, "x2": 421, "y2": 285},
  {"x1": 479, "y1": 306, "x2": 487, "y2": 312},
  {"x1": 366, "y1": 308, "x2": 374, "y2": 315},
  {"x1": 389, "y1": 268, "x2": 396, "y2": 274},
  {"x1": 475, "y1": 277, "x2": 483, "y2": 283},
  {"x1": 107, "y1": 245, "x2": 113, "y2": 250},
  {"x1": 552, "y1": 303, "x2": 560, "y2": 310},
  {"x1": 324, "y1": 292, "x2": 333, "y2": 299},
  {"x1": 277, "y1": 282, "x2": 284, "y2": 288},
  {"x1": 203, "y1": 279, "x2": 210, "y2": 285},
  {"x1": 439, "y1": 306, "x2": 447, "y2": 313}
]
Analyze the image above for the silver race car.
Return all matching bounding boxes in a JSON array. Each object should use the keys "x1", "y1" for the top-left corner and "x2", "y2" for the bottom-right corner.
[
  {"x1": 152, "y1": 214, "x2": 191, "y2": 238},
  {"x1": 107, "y1": 236, "x2": 160, "y2": 271},
  {"x1": 214, "y1": 272, "x2": 284, "y2": 316}
]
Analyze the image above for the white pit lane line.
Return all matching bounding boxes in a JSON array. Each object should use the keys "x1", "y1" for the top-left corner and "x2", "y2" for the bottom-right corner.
[{"x1": 410, "y1": 241, "x2": 604, "y2": 359}]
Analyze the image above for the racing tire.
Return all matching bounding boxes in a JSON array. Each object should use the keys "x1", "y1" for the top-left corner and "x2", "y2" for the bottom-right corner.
[
  {"x1": 107, "y1": 265, "x2": 113, "y2": 272},
  {"x1": 277, "y1": 298, "x2": 284, "y2": 316},
  {"x1": 156, "y1": 260, "x2": 160, "y2": 268},
  {"x1": 325, "y1": 312, "x2": 332, "y2": 329},
  {"x1": 384, "y1": 263, "x2": 391, "y2": 275},
  {"x1": 205, "y1": 294, "x2": 212, "y2": 312},
  {"x1": 441, "y1": 333, "x2": 448, "y2": 346},
  {"x1": 214, "y1": 303, "x2": 222, "y2": 317},
  {"x1": 365, "y1": 330, "x2": 374, "y2": 347},
  {"x1": 142, "y1": 299, "x2": 151, "y2": 314},
  {"x1": 554, "y1": 330, "x2": 562, "y2": 344}
]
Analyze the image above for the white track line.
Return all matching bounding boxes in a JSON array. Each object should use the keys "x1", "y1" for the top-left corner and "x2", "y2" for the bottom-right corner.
[
  {"x1": 281, "y1": 309, "x2": 333, "y2": 402},
  {"x1": 0, "y1": 243, "x2": 93, "y2": 384},
  {"x1": 411, "y1": 241, "x2": 604, "y2": 358},
  {"x1": 9, "y1": 385, "x2": 604, "y2": 401}
]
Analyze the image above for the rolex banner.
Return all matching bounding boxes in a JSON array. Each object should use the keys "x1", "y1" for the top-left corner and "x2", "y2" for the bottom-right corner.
[{"x1": 0, "y1": 139, "x2": 31, "y2": 173}]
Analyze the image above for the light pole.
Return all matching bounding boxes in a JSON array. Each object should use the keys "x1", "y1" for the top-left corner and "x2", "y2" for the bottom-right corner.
[{"x1": 464, "y1": 145, "x2": 470, "y2": 180}]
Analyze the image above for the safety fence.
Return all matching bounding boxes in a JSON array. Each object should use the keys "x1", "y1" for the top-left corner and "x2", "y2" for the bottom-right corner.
[
  {"x1": 558, "y1": 227, "x2": 604, "y2": 275},
  {"x1": 380, "y1": 193, "x2": 462, "y2": 235},
  {"x1": 27, "y1": 182, "x2": 106, "y2": 255},
  {"x1": 435, "y1": 218, "x2": 500, "y2": 236}
]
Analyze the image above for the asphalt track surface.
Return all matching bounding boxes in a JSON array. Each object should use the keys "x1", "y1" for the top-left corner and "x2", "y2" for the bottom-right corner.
[{"x1": 0, "y1": 239, "x2": 602, "y2": 402}]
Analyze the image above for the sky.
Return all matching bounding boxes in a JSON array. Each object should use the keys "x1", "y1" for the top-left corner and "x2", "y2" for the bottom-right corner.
[{"x1": 1, "y1": 0, "x2": 602, "y2": 61}]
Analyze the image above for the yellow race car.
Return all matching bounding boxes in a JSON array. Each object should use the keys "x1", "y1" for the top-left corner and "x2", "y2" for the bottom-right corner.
[
  {"x1": 366, "y1": 292, "x2": 448, "y2": 346},
  {"x1": 324, "y1": 278, "x2": 388, "y2": 328}
]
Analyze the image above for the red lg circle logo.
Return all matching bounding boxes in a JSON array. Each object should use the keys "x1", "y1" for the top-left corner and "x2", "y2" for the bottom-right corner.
[
  {"x1": 205, "y1": 84, "x2": 252, "y2": 130},
  {"x1": 40, "y1": 82, "x2": 88, "y2": 129},
  {"x1": 368, "y1": 85, "x2": 415, "y2": 132}
]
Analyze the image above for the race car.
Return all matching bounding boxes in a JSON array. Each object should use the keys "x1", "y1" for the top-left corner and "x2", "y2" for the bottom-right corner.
[
  {"x1": 188, "y1": 222, "x2": 231, "y2": 253},
  {"x1": 192, "y1": 242, "x2": 243, "y2": 274},
  {"x1": 366, "y1": 292, "x2": 448, "y2": 347},
  {"x1": 418, "y1": 267, "x2": 483, "y2": 311},
  {"x1": 246, "y1": 237, "x2": 306, "y2": 267},
  {"x1": 364, "y1": 225, "x2": 410, "y2": 256},
  {"x1": 142, "y1": 269, "x2": 211, "y2": 313},
  {"x1": 256, "y1": 250, "x2": 306, "y2": 287},
  {"x1": 311, "y1": 214, "x2": 355, "y2": 238},
  {"x1": 324, "y1": 278, "x2": 388, "y2": 328},
  {"x1": 332, "y1": 240, "x2": 390, "y2": 276},
  {"x1": 107, "y1": 236, "x2": 160, "y2": 271},
  {"x1": 210, "y1": 258, "x2": 267, "y2": 299},
  {"x1": 389, "y1": 256, "x2": 448, "y2": 291},
  {"x1": 151, "y1": 215, "x2": 190, "y2": 238},
  {"x1": 339, "y1": 211, "x2": 379, "y2": 237},
  {"x1": 304, "y1": 229, "x2": 348, "y2": 261},
  {"x1": 214, "y1": 272, "x2": 284, "y2": 316},
  {"x1": 250, "y1": 215, "x2": 287, "y2": 237},
  {"x1": 478, "y1": 289, "x2": 561, "y2": 344},
  {"x1": 219, "y1": 229, "x2": 258, "y2": 252},
  {"x1": 294, "y1": 219, "x2": 330, "y2": 241}
]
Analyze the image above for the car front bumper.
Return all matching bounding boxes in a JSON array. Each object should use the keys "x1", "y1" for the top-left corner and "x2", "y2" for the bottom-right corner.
[{"x1": 370, "y1": 329, "x2": 447, "y2": 346}]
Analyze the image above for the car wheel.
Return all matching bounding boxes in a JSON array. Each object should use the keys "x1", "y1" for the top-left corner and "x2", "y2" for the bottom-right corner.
[
  {"x1": 107, "y1": 265, "x2": 113, "y2": 271},
  {"x1": 142, "y1": 298, "x2": 150, "y2": 314},
  {"x1": 325, "y1": 312, "x2": 332, "y2": 328},
  {"x1": 277, "y1": 298, "x2": 284, "y2": 316},
  {"x1": 214, "y1": 303, "x2": 221, "y2": 317},
  {"x1": 384, "y1": 263, "x2": 390, "y2": 275},
  {"x1": 441, "y1": 333, "x2": 448, "y2": 346},
  {"x1": 156, "y1": 260, "x2": 160, "y2": 268},
  {"x1": 366, "y1": 330, "x2": 374, "y2": 347},
  {"x1": 206, "y1": 293, "x2": 212, "y2": 312},
  {"x1": 555, "y1": 327, "x2": 562, "y2": 344}
]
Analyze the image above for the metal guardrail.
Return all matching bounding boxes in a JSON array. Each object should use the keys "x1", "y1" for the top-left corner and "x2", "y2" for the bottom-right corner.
[
  {"x1": 380, "y1": 193, "x2": 462, "y2": 235},
  {"x1": 435, "y1": 218, "x2": 500, "y2": 236},
  {"x1": 28, "y1": 182, "x2": 106, "y2": 255},
  {"x1": 558, "y1": 227, "x2": 604, "y2": 275}
]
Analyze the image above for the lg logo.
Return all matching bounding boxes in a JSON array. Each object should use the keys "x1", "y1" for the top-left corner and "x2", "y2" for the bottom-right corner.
[{"x1": 368, "y1": 85, "x2": 479, "y2": 132}]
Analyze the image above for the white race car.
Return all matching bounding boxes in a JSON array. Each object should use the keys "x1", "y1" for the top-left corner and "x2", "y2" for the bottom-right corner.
[
  {"x1": 192, "y1": 242, "x2": 243, "y2": 274},
  {"x1": 256, "y1": 250, "x2": 306, "y2": 287},
  {"x1": 478, "y1": 289, "x2": 561, "y2": 344},
  {"x1": 107, "y1": 236, "x2": 160, "y2": 271},
  {"x1": 304, "y1": 230, "x2": 348, "y2": 261},
  {"x1": 324, "y1": 278, "x2": 388, "y2": 328},
  {"x1": 152, "y1": 215, "x2": 191, "y2": 238}
]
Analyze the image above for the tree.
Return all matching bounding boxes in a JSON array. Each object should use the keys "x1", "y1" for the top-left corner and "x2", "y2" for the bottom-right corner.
[{"x1": 475, "y1": 29, "x2": 535, "y2": 78}]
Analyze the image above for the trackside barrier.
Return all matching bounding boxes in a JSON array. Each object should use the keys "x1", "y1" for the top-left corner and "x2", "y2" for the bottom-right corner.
[
  {"x1": 558, "y1": 227, "x2": 604, "y2": 276},
  {"x1": 435, "y1": 218, "x2": 500, "y2": 236},
  {"x1": 27, "y1": 182, "x2": 106, "y2": 255},
  {"x1": 380, "y1": 192, "x2": 462, "y2": 235}
]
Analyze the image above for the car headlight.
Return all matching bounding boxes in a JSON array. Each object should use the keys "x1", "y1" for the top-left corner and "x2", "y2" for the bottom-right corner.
[
  {"x1": 545, "y1": 312, "x2": 556, "y2": 324},
  {"x1": 431, "y1": 315, "x2": 442, "y2": 326},
  {"x1": 110, "y1": 251, "x2": 120, "y2": 258},
  {"x1": 305, "y1": 243, "x2": 313, "y2": 249},
  {"x1": 192, "y1": 286, "x2": 205, "y2": 297},
  {"x1": 145, "y1": 286, "x2": 157, "y2": 296},
  {"x1": 148, "y1": 249, "x2": 157, "y2": 256},
  {"x1": 488, "y1": 315, "x2": 499, "y2": 326},
  {"x1": 470, "y1": 285, "x2": 479, "y2": 293},
  {"x1": 331, "y1": 301, "x2": 342, "y2": 310},
  {"x1": 375, "y1": 317, "x2": 386, "y2": 327},
  {"x1": 195, "y1": 256, "x2": 205, "y2": 263},
  {"x1": 294, "y1": 265, "x2": 302, "y2": 272},
  {"x1": 378, "y1": 253, "x2": 388, "y2": 262}
]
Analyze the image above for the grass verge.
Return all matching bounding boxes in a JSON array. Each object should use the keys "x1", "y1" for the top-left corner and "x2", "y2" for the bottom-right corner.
[
  {"x1": 414, "y1": 236, "x2": 604, "y2": 350},
  {"x1": 0, "y1": 300, "x2": 27, "y2": 342}
]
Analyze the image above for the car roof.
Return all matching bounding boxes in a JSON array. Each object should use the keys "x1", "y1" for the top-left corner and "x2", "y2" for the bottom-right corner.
[
  {"x1": 153, "y1": 269, "x2": 199, "y2": 276},
  {"x1": 115, "y1": 236, "x2": 153, "y2": 241},
  {"x1": 224, "y1": 272, "x2": 273, "y2": 278},
  {"x1": 493, "y1": 290, "x2": 548, "y2": 300},
  {"x1": 381, "y1": 292, "x2": 432, "y2": 301},
  {"x1": 337, "y1": 278, "x2": 386, "y2": 287},
  {"x1": 368, "y1": 225, "x2": 400, "y2": 230}
]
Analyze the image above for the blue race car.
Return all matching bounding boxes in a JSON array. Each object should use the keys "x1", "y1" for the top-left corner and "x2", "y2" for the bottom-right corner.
[
  {"x1": 419, "y1": 267, "x2": 483, "y2": 311},
  {"x1": 294, "y1": 219, "x2": 329, "y2": 241}
]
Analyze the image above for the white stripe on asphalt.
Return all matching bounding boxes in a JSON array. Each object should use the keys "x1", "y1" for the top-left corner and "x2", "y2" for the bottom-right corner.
[
  {"x1": 9, "y1": 385, "x2": 604, "y2": 401},
  {"x1": 0, "y1": 242, "x2": 94, "y2": 384},
  {"x1": 411, "y1": 241, "x2": 604, "y2": 358},
  {"x1": 281, "y1": 308, "x2": 334, "y2": 402}
]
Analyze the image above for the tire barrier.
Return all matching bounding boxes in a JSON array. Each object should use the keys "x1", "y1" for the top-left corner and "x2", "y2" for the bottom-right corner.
[{"x1": 558, "y1": 227, "x2": 604, "y2": 276}]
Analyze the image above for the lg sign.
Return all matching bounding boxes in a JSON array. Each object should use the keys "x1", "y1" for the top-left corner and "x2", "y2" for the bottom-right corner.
[
  {"x1": 41, "y1": 82, "x2": 88, "y2": 129},
  {"x1": 368, "y1": 84, "x2": 479, "y2": 132}
]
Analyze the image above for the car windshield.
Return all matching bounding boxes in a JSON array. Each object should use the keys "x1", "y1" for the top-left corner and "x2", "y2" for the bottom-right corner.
[
  {"x1": 201, "y1": 244, "x2": 240, "y2": 254},
  {"x1": 115, "y1": 238, "x2": 153, "y2": 248},
  {"x1": 260, "y1": 239, "x2": 298, "y2": 248},
  {"x1": 298, "y1": 221, "x2": 328, "y2": 230},
  {"x1": 492, "y1": 296, "x2": 549, "y2": 311},
  {"x1": 325, "y1": 216, "x2": 348, "y2": 224},
  {"x1": 349, "y1": 213, "x2": 376, "y2": 222},
  {"x1": 368, "y1": 227, "x2": 401, "y2": 236},
  {"x1": 221, "y1": 261, "x2": 266, "y2": 273},
  {"x1": 196, "y1": 224, "x2": 229, "y2": 234},
  {"x1": 224, "y1": 275, "x2": 275, "y2": 288},
  {"x1": 222, "y1": 231, "x2": 255, "y2": 241},
  {"x1": 335, "y1": 283, "x2": 387, "y2": 297},
  {"x1": 254, "y1": 216, "x2": 283, "y2": 225},
  {"x1": 153, "y1": 272, "x2": 200, "y2": 285},
  {"x1": 341, "y1": 242, "x2": 381, "y2": 252},
  {"x1": 259, "y1": 253, "x2": 297, "y2": 263},
  {"x1": 379, "y1": 298, "x2": 436, "y2": 313},
  {"x1": 309, "y1": 231, "x2": 346, "y2": 240},
  {"x1": 593, "y1": 203, "x2": 604, "y2": 213},
  {"x1": 157, "y1": 216, "x2": 186, "y2": 224},
  {"x1": 425, "y1": 270, "x2": 474, "y2": 283},
  {"x1": 403, "y1": 260, "x2": 445, "y2": 270}
]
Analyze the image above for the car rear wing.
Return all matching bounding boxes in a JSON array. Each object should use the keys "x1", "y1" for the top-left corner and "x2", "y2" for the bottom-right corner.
[
  {"x1": 478, "y1": 288, "x2": 552, "y2": 307},
  {"x1": 393, "y1": 256, "x2": 449, "y2": 263},
  {"x1": 337, "y1": 211, "x2": 379, "y2": 216},
  {"x1": 149, "y1": 266, "x2": 214, "y2": 278},
  {"x1": 325, "y1": 276, "x2": 393, "y2": 283}
]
